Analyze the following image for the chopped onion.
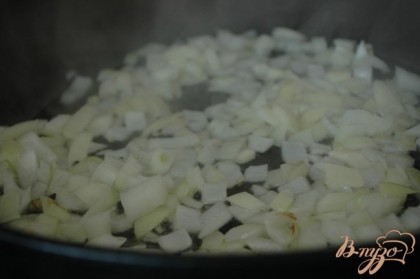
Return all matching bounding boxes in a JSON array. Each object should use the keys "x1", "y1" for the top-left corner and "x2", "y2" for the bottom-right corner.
[
  {"x1": 62, "y1": 105, "x2": 97, "y2": 139},
  {"x1": 227, "y1": 192, "x2": 266, "y2": 210},
  {"x1": 244, "y1": 164, "x2": 268, "y2": 182},
  {"x1": 224, "y1": 223, "x2": 265, "y2": 242},
  {"x1": 158, "y1": 229, "x2": 192, "y2": 253},
  {"x1": 248, "y1": 134, "x2": 274, "y2": 153},
  {"x1": 269, "y1": 191, "x2": 294, "y2": 212},
  {"x1": 201, "y1": 182, "x2": 227, "y2": 204},
  {"x1": 281, "y1": 141, "x2": 307, "y2": 164},
  {"x1": 124, "y1": 111, "x2": 147, "y2": 132},
  {"x1": 0, "y1": 190, "x2": 21, "y2": 223},
  {"x1": 264, "y1": 211, "x2": 297, "y2": 246},
  {"x1": 150, "y1": 149, "x2": 175, "y2": 175},
  {"x1": 1, "y1": 25, "x2": 419, "y2": 254},
  {"x1": 199, "y1": 202, "x2": 232, "y2": 238},
  {"x1": 120, "y1": 176, "x2": 168, "y2": 221},
  {"x1": 134, "y1": 206, "x2": 170, "y2": 239},
  {"x1": 67, "y1": 133, "x2": 92, "y2": 166},
  {"x1": 174, "y1": 205, "x2": 201, "y2": 233},
  {"x1": 87, "y1": 234, "x2": 126, "y2": 249},
  {"x1": 395, "y1": 67, "x2": 420, "y2": 93}
]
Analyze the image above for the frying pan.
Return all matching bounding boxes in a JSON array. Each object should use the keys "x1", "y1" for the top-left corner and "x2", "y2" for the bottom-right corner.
[{"x1": 0, "y1": 1, "x2": 419, "y2": 278}]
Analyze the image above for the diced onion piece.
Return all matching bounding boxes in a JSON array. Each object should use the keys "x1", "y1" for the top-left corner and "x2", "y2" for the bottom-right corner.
[
  {"x1": 41, "y1": 196, "x2": 70, "y2": 221},
  {"x1": 379, "y1": 182, "x2": 417, "y2": 198},
  {"x1": 75, "y1": 182, "x2": 114, "y2": 210},
  {"x1": 120, "y1": 176, "x2": 168, "y2": 221},
  {"x1": 329, "y1": 150, "x2": 372, "y2": 169},
  {"x1": 199, "y1": 202, "x2": 232, "y2": 238},
  {"x1": 87, "y1": 234, "x2": 126, "y2": 249},
  {"x1": 251, "y1": 185, "x2": 268, "y2": 196},
  {"x1": 105, "y1": 126, "x2": 131, "y2": 143},
  {"x1": 235, "y1": 148, "x2": 256, "y2": 164},
  {"x1": 336, "y1": 109, "x2": 391, "y2": 140},
  {"x1": 57, "y1": 222, "x2": 87, "y2": 244},
  {"x1": 0, "y1": 120, "x2": 45, "y2": 143},
  {"x1": 279, "y1": 176, "x2": 311, "y2": 194},
  {"x1": 201, "y1": 183, "x2": 227, "y2": 204},
  {"x1": 400, "y1": 207, "x2": 420, "y2": 231},
  {"x1": 264, "y1": 211, "x2": 297, "y2": 246},
  {"x1": 248, "y1": 134, "x2": 274, "y2": 153},
  {"x1": 62, "y1": 105, "x2": 97, "y2": 139},
  {"x1": 42, "y1": 115, "x2": 70, "y2": 136},
  {"x1": 204, "y1": 48, "x2": 222, "y2": 75},
  {"x1": 296, "y1": 220, "x2": 327, "y2": 250},
  {"x1": 224, "y1": 223, "x2": 265, "y2": 242},
  {"x1": 354, "y1": 223, "x2": 382, "y2": 242},
  {"x1": 216, "y1": 139, "x2": 245, "y2": 161},
  {"x1": 82, "y1": 210, "x2": 111, "y2": 239},
  {"x1": 158, "y1": 229, "x2": 192, "y2": 253},
  {"x1": 0, "y1": 190, "x2": 21, "y2": 223},
  {"x1": 281, "y1": 141, "x2": 307, "y2": 164},
  {"x1": 114, "y1": 156, "x2": 143, "y2": 191},
  {"x1": 272, "y1": 27, "x2": 305, "y2": 42},
  {"x1": 227, "y1": 192, "x2": 266, "y2": 210},
  {"x1": 377, "y1": 213, "x2": 402, "y2": 232},
  {"x1": 321, "y1": 219, "x2": 353, "y2": 245},
  {"x1": 200, "y1": 231, "x2": 224, "y2": 252},
  {"x1": 254, "y1": 35, "x2": 275, "y2": 57},
  {"x1": 148, "y1": 134, "x2": 200, "y2": 149},
  {"x1": 134, "y1": 206, "x2": 170, "y2": 239},
  {"x1": 30, "y1": 215, "x2": 58, "y2": 238},
  {"x1": 17, "y1": 150, "x2": 38, "y2": 189},
  {"x1": 0, "y1": 140, "x2": 22, "y2": 170},
  {"x1": 174, "y1": 205, "x2": 202, "y2": 233},
  {"x1": 245, "y1": 237, "x2": 284, "y2": 253},
  {"x1": 244, "y1": 164, "x2": 268, "y2": 182},
  {"x1": 56, "y1": 191, "x2": 86, "y2": 212},
  {"x1": 269, "y1": 191, "x2": 294, "y2": 212},
  {"x1": 150, "y1": 149, "x2": 175, "y2": 175},
  {"x1": 2, "y1": 25, "x2": 420, "y2": 254},
  {"x1": 67, "y1": 133, "x2": 92, "y2": 166},
  {"x1": 111, "y1": 212, "x2": 133, "y2": 234},
  {"x1": 183, "y1": 110, "x2": 208, "y2": 132},
  {"x1": 185, "y1": 167, "x2": 205, "y2": 191},
  {"x1": 169, "y1": 149, "x2": 197, "y2": 178},
  {"x1": 229, "y1": 206, "x2": 263, "y2": 223},
  {"x1": 316, "y1": 192, "x2": 353, "y2": 214},
  {"x1": 373, "y1": 81, "x2": 404, "y2": 115},
  {"x1": 290, "y1": 190, "x2": 318, "y2": 217},
  {"x1": 406, "y1": 168, "x2": 420, "y2": 189},
  {"x1": 91, "y1": 156, "x2": 122, "y2": 185},
  {"x1": 18, "y1": 132, "x2": 57, "y2": 163},
  {"x1": 217, "y1": 162, "x2": 243, "y2": 188},
  {"x1": 124, "y1": 111, "x2": 147, "y2": 132},
  {"x1": 395, "y1": 66, "x2": 420, "y2": 93},
  {"x1": 88, "y1": 115, "x2": 113, "y2": 136},
  {"x1": 363, "y1": 193, "x2": 403, "y2": 218},
  {"x1": 259, "y1": 190, "x2": 278, "y2": 205},
  {"x1": 352, "y1": 41, "x2": 372, "y2": 82},
  {"x1": 323, "y1": 163, "x2": 364, "y2": 190}
]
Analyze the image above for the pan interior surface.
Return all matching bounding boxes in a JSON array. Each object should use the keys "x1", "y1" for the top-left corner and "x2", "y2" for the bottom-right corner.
[{"x1": 1, "y1": 0, "x2": 420, "y2": 277}]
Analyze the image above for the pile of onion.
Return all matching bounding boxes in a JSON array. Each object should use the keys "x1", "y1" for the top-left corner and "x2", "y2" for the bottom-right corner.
[{"x1": 0, "y1": 27, "x2": 419, "y2": 254}]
